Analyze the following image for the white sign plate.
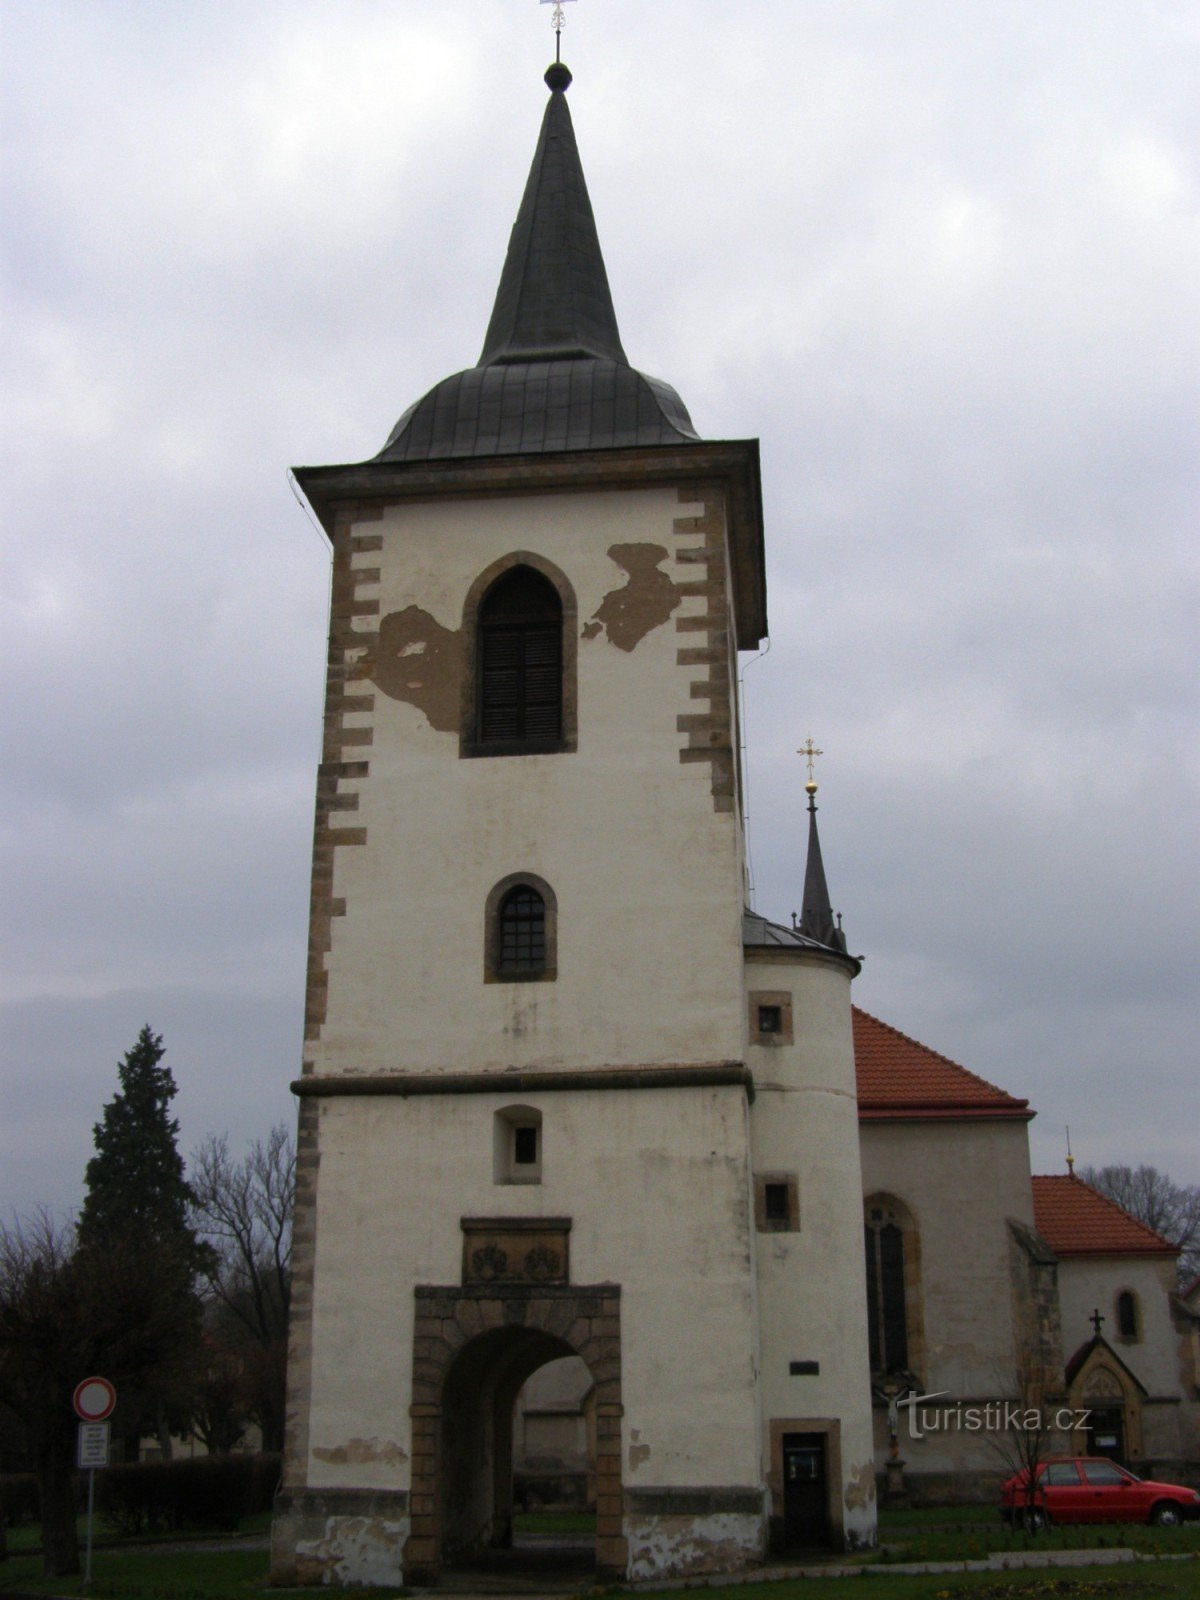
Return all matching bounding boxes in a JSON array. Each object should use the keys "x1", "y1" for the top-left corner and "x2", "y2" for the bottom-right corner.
[{"x1": 78, "y1": 1422, "x2": 110, "y2": 1469}]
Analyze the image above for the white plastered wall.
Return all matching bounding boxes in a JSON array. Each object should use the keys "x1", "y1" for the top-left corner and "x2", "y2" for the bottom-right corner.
[
  {"x1": 860, "y1": 1119, "x2": 1035, "y2": 1401},
  {"x1": 317, "y1": 486, "x2": 748, "y2": 1077},
  {"x1": 746, "y1": 954, "x2": 877, "y2": 1545},
  {"x1": 304, "y1": 1083, "x2": 762, "y2": 1494}
]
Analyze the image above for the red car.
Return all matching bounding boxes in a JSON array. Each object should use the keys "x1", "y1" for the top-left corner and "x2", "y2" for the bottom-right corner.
[{"x1": 1001, "y1": 1456, "x2": 1200, "y2": 1528}]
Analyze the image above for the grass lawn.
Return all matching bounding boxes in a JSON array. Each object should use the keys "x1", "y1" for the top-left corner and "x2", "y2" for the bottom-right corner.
[
  {"x1": 512, "y1": 1509, "x2": 597, "y2": 1535},
  {"x1": 2, "y1": 1520, "x2": 1196, "y2": 1600},
  {"x1": 880, "y1": 1522, "x2": 1200, "y2": 1564},
  {"x1": 880, "y1": 1505, "x2": 1006, "y2": 1528},
  {"x1": 2, "y1": 1551, "x2": 1198, "y2": 1599},
  {"x1": 0, "y1": 1545, "x2": 409, "y2": 1598},
  {"x1": 647, "y1": 1565, "x2": 1200, "y2": 1599}
]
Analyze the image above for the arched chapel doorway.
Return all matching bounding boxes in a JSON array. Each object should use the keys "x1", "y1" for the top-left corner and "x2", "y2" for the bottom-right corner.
[{"x1": 403, "y1": 1282, "x2": 623, "y2": 1584}]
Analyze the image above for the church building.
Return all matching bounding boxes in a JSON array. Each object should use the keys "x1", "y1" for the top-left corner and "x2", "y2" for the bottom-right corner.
[{"x1": 271, "y1": 58, "x2": 877, "y2": 1588}]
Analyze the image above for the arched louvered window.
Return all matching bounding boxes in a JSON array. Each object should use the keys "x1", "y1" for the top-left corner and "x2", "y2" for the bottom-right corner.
[
  {"x1": 477, "y1": 566, "x2": 563, "y2": 750},
  {"x1": 864, "y1": 1196, "x2": 921, "y2": 1377}
]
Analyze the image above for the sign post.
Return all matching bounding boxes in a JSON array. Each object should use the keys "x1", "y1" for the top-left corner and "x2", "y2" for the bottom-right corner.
[{"x1": 73, "y1": 1378, "x2": 116, "y2": 1584}]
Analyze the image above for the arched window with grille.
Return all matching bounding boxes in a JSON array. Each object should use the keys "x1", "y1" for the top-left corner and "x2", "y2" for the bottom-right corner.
[
  {"x1": 484, "y1": 873, "x2": 558, "y2": 983},
  {"x1": 864, "y1": 1195, "x2": 923, "y2": 1378}
]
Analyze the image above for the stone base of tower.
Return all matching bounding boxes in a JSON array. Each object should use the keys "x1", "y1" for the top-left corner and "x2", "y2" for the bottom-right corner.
[
  {"x1": 269, "y1": 1488, "x2": 409, "y2": 1589},
  {"x1": 624, "y1": 1489, "x2": 767, "y2": 1580}
]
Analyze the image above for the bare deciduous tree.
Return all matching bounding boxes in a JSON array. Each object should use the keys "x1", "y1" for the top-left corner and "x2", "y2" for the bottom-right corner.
[
  {"x1": 190, "y1": 1125, "x2": 294, "y2": 1452},
  {"x1": 1079, "y1": 1164, "x2": 1200, "y2": 1286},
  {"x1": 987, "y1": 1351, "x2": 1067, "y2": 1536}
]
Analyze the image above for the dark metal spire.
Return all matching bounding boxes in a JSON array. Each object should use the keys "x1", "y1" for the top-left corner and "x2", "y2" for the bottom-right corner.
[
  {"x1": 479, "y1": 64, "x2": 627, "y2": 366},
  {"x1": 373, "y1": 62, "x2": 698, "y2": 462},
  {"x1": 798, "y1": 782, "x2": 849, "y2": 954}
]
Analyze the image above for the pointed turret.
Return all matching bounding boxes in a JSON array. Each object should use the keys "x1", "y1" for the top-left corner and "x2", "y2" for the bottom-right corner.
[
  {"x1": 479, "y1": 63, "x2": 626, "y2": 366},
  {"x1": 798, "y1": 781, "x2": 849, "y2": 954},
  {"x1": 375, "y1": 63, "x2": 699, "y2": 462}
]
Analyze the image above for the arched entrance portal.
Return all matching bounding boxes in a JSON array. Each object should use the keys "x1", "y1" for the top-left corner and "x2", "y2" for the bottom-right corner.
[{"x1": 404, "y1": 1284, "x2": 623, "y2": 1584}]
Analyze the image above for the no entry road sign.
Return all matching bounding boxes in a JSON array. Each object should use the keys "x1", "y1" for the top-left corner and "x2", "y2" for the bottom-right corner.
[{"x1": 73, "y1": 1376, "x2": 116, "y2": 1422}]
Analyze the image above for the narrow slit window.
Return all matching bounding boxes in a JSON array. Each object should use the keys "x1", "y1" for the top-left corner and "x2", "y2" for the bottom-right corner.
[
  {"x1": 1116, "y1": 1291, "x2": 1138, "y2": 1339},
  {"x1": 764, "y1": 1182, "x2": 790, "y2": 1222}
]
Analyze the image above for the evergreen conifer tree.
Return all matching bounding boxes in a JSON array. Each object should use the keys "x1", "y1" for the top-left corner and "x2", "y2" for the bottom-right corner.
[
  {"x1": 78, "y1": 1025, "x2": 201, "y2": 1257},
  {"x1": 76, "y1": 1026, "x2": 208, "y2": 1457}
]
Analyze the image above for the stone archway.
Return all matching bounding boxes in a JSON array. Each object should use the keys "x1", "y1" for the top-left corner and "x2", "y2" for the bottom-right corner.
[{"x1": 404, "y1": 1283, "x2": 623, "y2": 1584}]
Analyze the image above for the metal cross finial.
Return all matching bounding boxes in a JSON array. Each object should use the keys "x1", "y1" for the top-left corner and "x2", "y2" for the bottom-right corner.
[
  {"x1": 1090, "y1": 1308, "x2": 1105, "y2": 1337},
  {"x1": 541, "y1": 0, "x2": 577, "y2": 64},
  {"x1": 798, "y1": 738, "x2": 824, "y2": 785}
]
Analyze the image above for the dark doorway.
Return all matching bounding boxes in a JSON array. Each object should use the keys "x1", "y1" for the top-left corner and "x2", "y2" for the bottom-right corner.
[
  {"x1": 782, "y1": 1432, "x2": 829, "y2": 1548},
  {"x1": 405, "y1": 1282, "x2": 624, "y2": 1585},
  {"x1": 1086, "y1": 1408, "x2": 1126, "y2": 1466},
  {"x1": 438, "y1": 1328, "x2": 596, "y2": 1586}
]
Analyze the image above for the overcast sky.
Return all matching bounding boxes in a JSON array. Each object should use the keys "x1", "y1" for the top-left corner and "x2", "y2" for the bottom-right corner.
[{"x1": 2, "y1": 0, "x2": 1196, "y2": 1222}]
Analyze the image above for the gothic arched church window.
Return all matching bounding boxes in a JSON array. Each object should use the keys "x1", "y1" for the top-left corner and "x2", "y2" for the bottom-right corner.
[
  {"x1": 460, "y1": 554, "x2": 578, "y2": 759},
  {"x1": 478, "y1": 565, "x2": 562, "y2": 748},
  {"x1": 864, "y1": 1195, "x2": 923, "y2": 1378}
]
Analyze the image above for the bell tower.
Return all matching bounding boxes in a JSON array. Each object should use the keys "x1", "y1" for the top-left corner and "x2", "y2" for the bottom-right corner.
[{"x1": 271, "y1": 58, "x2": 874, "y2": 1589}]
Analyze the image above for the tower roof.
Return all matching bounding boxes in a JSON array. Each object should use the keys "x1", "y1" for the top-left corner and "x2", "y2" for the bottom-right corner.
[
  {"x1": 479, "y1": 64, "x2": 626, "y2": 368},
  {"x1": 797, "y1": 786, "x2": 848, "y2": 954},
  {"x1": 376, "y1": 64, "x2": 699, "y2": 462}
]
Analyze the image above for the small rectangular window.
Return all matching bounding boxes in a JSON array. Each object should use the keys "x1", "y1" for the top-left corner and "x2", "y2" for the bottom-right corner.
[
  {"x1": 749, "y1": 989, "x2": 793, "y2": 1045},
  {"x1": 755, "y1": 1173, "x2": 799, "y2": 1232},
  {"x1": 513, "y1": 1125, "x2": 539, "y2": 1166}
]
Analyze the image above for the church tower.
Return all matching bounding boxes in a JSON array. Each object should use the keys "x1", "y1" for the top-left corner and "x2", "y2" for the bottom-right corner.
[{"x1": 272, "y1": 59, "x2": 875, "y2": 1588}]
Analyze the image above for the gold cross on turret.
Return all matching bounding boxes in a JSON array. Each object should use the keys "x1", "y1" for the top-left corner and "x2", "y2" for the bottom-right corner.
[{"x1": 798, "y1": 738, "x2": 823, "y2": 794}]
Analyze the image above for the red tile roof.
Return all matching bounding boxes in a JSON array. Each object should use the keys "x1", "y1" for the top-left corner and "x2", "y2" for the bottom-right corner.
[
  {"x1": 853, "y1": 1007, "x2": 1032, "y2": 1122},
  {"x1": 1031, "y1": 1174, "x2": 1178, "y2": 1258}
]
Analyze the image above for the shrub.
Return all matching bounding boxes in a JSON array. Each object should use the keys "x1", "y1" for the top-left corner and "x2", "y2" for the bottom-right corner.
[{"x1": 95, "y1": 1452, "x2": 281, "y2": 1536}]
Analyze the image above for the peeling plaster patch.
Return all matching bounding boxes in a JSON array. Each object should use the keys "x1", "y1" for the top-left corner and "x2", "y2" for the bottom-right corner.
[
  {"x1": 296, "y1": 1513, "x2": 410, "y2": 1588},
  {"x1": 844, "y1": 1460, "x2": 877, "y2": 1511},
  {"x1": 587, "y1": 543, "x2": 681, "y2": 651},
  {"x1": 628, "y1": 1428, "x2": 651, "y2": 1471},
  {"x1": 371, "y1": 606, "x2": 463, "y2": 731},
  {"x1": 626, "y1": 1512, "x2": 762, "y2": 1580},
  {"x1": 312, "y1": 1436, "x2": 408, "y2": 1467}
]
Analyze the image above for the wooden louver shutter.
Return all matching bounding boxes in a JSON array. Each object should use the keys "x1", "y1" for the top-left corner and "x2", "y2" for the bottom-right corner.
[{"x1": 478, "y1": 567, "x2": 563, "y2": 746}]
